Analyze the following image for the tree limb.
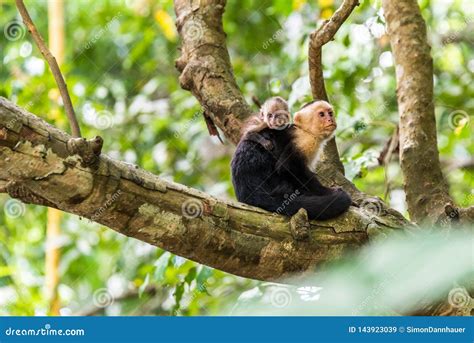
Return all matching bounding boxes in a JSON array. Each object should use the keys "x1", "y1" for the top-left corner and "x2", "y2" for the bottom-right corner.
[
  {"x1": 305, "y1": 1, "x2": 389, "y2": 214},
  {"x1": 15, "y1": 0, "x2": 81, "y2": 138},
  {"x1": 307, "y1": 0, "x2": 360, "y2": 175},
  {"x1": 382, "y1": 0, "x2": 454, "y2": 223},
  {"x1": 0, "y1": 97, "x2": 412, "y2": 282},
  {"x1": 173, "y1": 0, "x2": 252, "y2": 144},
  {"x1": 308, "y1": 0, "x2": 359, "y2": 102}
]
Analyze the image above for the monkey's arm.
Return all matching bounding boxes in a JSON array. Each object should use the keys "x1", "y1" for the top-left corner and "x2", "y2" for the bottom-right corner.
[{"x1": 244, "y1": 132, "x2": 274, "y2": 151}]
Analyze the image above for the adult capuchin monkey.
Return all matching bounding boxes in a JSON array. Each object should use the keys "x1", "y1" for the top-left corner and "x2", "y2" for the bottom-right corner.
[{"x1": 231, "y1": 100, "x2": 351, "y2": 220}]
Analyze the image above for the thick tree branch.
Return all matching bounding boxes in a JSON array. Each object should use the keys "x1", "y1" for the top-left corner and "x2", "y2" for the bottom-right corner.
[
  {"x1": 15, "y1": 0, "x2": 81, "y2": 138},
  {"x1": 0, "y1": 97, "x2": 412, "y2": 282},
  {"x1": 173, "y1": 0, "x2": 252, "y2": 144},
  {"x1": 382, "y1": 0, "x2": 454, "y2": 224}
]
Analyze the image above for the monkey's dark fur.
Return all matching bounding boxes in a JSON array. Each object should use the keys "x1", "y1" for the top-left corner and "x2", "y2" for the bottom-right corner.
[{"x1": 231, "y1": 126, "x2": 351, "y2": 220}]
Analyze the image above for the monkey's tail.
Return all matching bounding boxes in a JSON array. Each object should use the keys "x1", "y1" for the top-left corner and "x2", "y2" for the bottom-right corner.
[{"x1": 262, "y1": 191, "x2": 351, "y2": 220}]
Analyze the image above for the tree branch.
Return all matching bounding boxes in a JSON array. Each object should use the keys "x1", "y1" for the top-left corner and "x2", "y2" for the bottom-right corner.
[
  {"x1": 382, "y1": 0, "x2": 454, "y2": 223},
  {"x1": 305, "y1": 0, "x2": 383, "y2": 212},
  {"x1": 0, "y1": 97, "x2": 413, "y2": 282},
  {"x1": 308, "y1": 0, "x2": 359, "y2": 102},
  {"x1": 307, "y1": 0, "x2": 360, "y2": 176},
  {"x1": 173, "y1": 0, "x2": 252, "y2": 144},
  {"x1": 15, "y1": 0, "x2": 81, "y2": 138}
]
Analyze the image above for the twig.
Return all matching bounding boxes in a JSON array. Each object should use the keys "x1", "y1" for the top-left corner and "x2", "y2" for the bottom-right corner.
[
  {"x1": 251, "y1": 95, "x2": 262, "y2": 109},
  {"x1": 15, "y1": 0, "x2": 81, "y2": 137},
  {"x1": 308, "y1": 0, "x2": 359, "y2": 100},
  {"x1": 378, "y1": 125, "x2": 399, "y2": 166},
  {"x1": 203, "y1": 111, "x2": 224, "y2": 144},
  {"x1": 381, "y1": 126, "x2": 399, "y2": 200}
]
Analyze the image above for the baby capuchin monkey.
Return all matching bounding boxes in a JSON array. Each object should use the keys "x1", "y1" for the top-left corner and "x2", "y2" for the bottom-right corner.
[
  {"x1": 231, "y1": 100, "x2": 351, "y2": 220},
  {"x1": 242, "y1": 96, "x2": 291, "y2": 150}
]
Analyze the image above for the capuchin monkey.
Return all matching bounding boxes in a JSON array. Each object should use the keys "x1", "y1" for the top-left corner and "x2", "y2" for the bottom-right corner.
[
  {"x1": 242, "y1": 96, "x2": 291, "y2": 150},
  {"x1": 231, "y1": 100, "x2": 351, "y2": 220}
]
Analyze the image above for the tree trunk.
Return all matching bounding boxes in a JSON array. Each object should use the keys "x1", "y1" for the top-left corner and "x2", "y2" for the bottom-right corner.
[{"x1": 382, "y1": 0, "x2": 453, "y2": 224}]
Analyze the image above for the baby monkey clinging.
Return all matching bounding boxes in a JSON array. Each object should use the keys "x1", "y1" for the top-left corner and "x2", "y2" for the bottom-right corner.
[{"x1": 243, "y1": 96, "x2": 291, "y2": 150}]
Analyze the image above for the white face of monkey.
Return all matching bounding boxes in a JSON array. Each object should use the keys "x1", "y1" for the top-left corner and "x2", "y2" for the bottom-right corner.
[
  {"x1": 260, "y1": 97, "x2": 291, "y2": 130},
  {"x1": 293, "y1": 101, "x2": 336, "y2": 139}
]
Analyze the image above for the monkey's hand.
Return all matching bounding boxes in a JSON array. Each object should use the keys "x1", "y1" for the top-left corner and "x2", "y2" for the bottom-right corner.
[
  {"x1": 245, "y1": 133, "x2": 274, "y2": 151},
  {"x1": 260, "y1": 139, "x2": 274, "y2": 151}
]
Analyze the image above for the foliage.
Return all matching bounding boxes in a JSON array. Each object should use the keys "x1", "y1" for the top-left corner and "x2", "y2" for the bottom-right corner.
[
  {"x1": 0, "y1": 0, "x2": 472, "y2": 315},
  {"x1": 229, "y1": 228, "x2": 474, "y2": 316}
]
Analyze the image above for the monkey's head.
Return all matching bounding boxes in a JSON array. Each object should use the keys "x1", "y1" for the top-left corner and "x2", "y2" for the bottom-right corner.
[
  {"x1": 294, "y1": 100, "x2": 336, "y2": 140},
  {"x1": 260, "y1": 96, "x2": 291, "y2": 130}
]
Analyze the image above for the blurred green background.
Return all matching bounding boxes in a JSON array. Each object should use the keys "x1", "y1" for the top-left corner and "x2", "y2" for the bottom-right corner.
[{"x1": 0, "y1": 0, "x2": 472, "y2": 315}]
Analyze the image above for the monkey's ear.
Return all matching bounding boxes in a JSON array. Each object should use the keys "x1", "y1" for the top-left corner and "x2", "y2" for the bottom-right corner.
[{"x1": 293, "y1": 111, "x2": 302, "y2": 124}]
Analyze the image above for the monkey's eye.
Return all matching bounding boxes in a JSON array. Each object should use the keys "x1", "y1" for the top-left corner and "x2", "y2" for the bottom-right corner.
[
  {"x1": 319, "y1": 111, "x2": 325, "y2": 117},
  {"x1": 328, "y1": 111, "x2": 333, "y2": 117},
  {"x1": 268, "y1": 113, "x2": 274, "y2": 118}
]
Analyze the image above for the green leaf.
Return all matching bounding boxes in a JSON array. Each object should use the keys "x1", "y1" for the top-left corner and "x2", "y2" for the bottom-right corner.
[
  {"x1": 154, "y1": 252, "x2": 171, "y2": 282},
  {"x1": 138, "y1": 273, "x2": 150, "y2": 298},
  {"x1": 184, "y1": 267, "x2": 197, "y2": 286}
]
